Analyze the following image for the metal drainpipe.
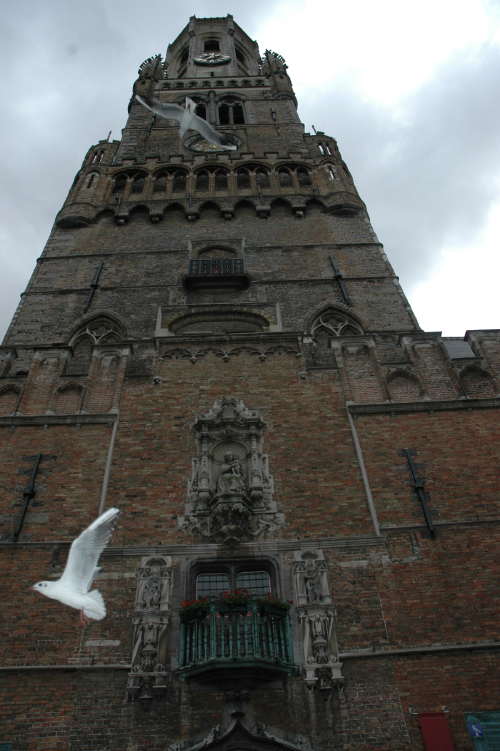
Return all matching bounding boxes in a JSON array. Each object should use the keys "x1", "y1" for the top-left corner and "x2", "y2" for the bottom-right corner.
[
  {"x1": 99, "y1": 414, "x2": 119, "y2": 515},
  {"x1": 346, "y1": 405, "x2": 381, "y2": 537}
]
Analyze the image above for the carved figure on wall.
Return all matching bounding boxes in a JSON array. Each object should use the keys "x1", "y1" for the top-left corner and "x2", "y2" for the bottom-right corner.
[
  {"x1": 304, "y1": 559, "x2": 322, "y2": 604},
  {"x1": 127, "y1": 556, "x2": 172, "y2": 702},
  {"x1": 293, "y1": 550, "x2": 343, "y2": 690},
  {"x1": 179, "y1": 398, "x2": 284, "y2": 545},
  {"x1": 216, "y1": 453, "x2": 246, "y2": 495},
  {"x1": 141, "y1": 575, "x2": 161, "y2": 609}
]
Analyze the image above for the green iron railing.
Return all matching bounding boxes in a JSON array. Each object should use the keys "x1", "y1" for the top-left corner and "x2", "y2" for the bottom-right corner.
[{"x1": 179, "y1": 600, "x2": 295, "y2": 679}]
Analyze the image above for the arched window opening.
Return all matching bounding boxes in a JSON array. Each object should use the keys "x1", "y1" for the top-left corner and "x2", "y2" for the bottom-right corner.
[
  {"x1": 278, "y1": 167, "x2": 292, "y2": 188},
  {"x1": 327, "y1": 165, "x2": 336, "y2": 182},
  {"x1": 179, "y1": 46, "x2": 189, "y2": 66},
  {"x1": 153, "y1": 172, "x2": 167, "y2": 193},
  {"x1": 297, "y1": 167, "x2": 311, "y2": 186},
  {"x1": 86, "y1": 173, "x2": 98, "y2": 189},
  {"x1": 318, "y1": 144, "x2": 325, "y2": 155},
  {"x1": 65, "y1": 336, "x2": 92, "y2": 376},
  {"x1": 131, "y1": 173, "x2": 145, "y2": 194},
  {"x1": 311, "y1": 309, "x2": 363, "y2": 341},
  {"x1": 325, "y1": 144, "x2": 332, "y2": 155},
  {"x1": 195, "y1": 102, "x2": 207, "y2": 119},
  {"x1": 235, "y1": 48, "x2": 246, "y2": 66},
  {"x1": 233, "y1": 103, "x2": 245, "y2": 124},
  {"x1": 196, "y1": 170, "x2": 210, "y2": 192},
  {"x1": 218, "y1": 103, "x2": 230, "y2": 125},
  {"x1": 218, "y1": 97, "x2": 245, "y2": 125},
  {"x1": 204, "y1": 39, "x2": 220, "y2": 52},
  {"x1": 112, "y1": 173, "x2": 127, "y2": 194},
  {"x1": 172, "y1": 170, "x2": 187, "y2": 192},
  {"x1": 255, "y1": 168, "x2": 270, "y2": 188},
  {"x1": 214, "y1": 169, "x2": 228, "y2": 191},
  {"x1": 237, "y1": 168, "x2": 251, "y2": 190}
]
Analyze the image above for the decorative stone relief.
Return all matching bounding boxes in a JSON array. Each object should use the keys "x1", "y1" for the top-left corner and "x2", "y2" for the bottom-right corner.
[
  {"x1": 293, "y1": 550, "x2": 343, "y2": 690},
  {"x1": 178, "y1": 398, "x2": 284, "y2": 545},
  {"x1": 127, "y1": 556, "x2": 172, "y2": 702}
]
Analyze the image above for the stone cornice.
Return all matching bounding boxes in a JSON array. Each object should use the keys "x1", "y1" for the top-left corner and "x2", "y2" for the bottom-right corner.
[{"x1": 348, "y1": 397, "x2": 500, "y2": 415}]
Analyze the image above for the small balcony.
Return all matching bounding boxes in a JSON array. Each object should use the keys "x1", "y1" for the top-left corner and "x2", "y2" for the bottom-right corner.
[
  {"x1": 178, "y1": 600, "x2": 296, "y2": 686},
  {"x1": 183, "y1": 258, "x2": 250, "y2": 290}
]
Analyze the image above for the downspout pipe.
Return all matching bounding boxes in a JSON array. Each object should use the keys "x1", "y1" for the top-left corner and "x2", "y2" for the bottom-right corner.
[{"x1": 346, "y1": 404, "x2": 381, "y2": 536}]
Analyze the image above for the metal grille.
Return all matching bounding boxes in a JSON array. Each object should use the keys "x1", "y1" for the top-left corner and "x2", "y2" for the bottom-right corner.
[
  {"x1": 189, "y1": 258, "x2": 244, "y2": 275},
  {"x1": 236, "y1": 570, "x2": 271, "y2": 595},
  {"x1": 196, "y1": 573, "x2": 230, "y2": 598}
]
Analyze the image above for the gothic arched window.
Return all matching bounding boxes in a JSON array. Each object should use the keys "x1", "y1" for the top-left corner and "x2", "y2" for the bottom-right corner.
[
  {"x1": 255, "y1": 167, "x2": 270, "y2": 188},
  {"x1": 214, "y1": 169, "x2": 228, "y2": 191},
  {"x1": 86, "y1": 172, "x2": 99, "y2": 189},
  {"x1": 204, "y1": 39, "x2": 220, "y2": 52},
  {"x1": 236, "y1": 167, "x2": 251, "y2": 190},
  {"x1": 112, "y1": 173, "x2": 127, "y2": 194},
  {"x1": 218, "y1": 97, "x2": 245, "y2": 125},
  {"x1": 278, "y1": 167, "x2": 293, "y2": 188},
  {"x1": 153, "y1": 171, "x2": 168, "y2": 193},
  {"x1": 131, "y1": 172, "x2": 146, "y2": 194},
  {"x1": 296, "y1": 166, "x2": 312, "y2": 186},
  {"x1": 171, "y1": 169, "x2": 187, "y2": 192},
  {"x1": 195, "y1": 170, "x2": 210, "y2": 192},
  {"x1": 311, "y1": 309, "x2": 363, "y2": 343},
  {"x1": 195, "y1": 102, "x2": 206, "y2": 119}
]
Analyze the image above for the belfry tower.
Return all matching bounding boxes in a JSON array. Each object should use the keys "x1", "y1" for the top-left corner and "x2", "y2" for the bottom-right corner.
[{"x1": 1, "y1": 15, "x2": 499, "y2": 751}]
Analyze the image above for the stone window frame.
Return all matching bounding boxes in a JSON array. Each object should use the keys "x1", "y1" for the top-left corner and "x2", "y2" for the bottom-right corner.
[
  {"x1": 188, "y1": 558, "x2": 277, "y2": 601},
  {"x1": 217, "y1": 95, "x2": 245, "y2": 125}
]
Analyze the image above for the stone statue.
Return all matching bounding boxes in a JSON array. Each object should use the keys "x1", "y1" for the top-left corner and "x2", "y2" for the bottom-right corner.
[{"x1": 216, "y1": 453, "x2": 246, "y2": 495}]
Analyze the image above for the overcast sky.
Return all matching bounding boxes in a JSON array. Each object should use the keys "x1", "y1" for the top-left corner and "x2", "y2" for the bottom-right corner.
[{"x1": 2, "y1": 0, "x2": 499, "y2": 339}]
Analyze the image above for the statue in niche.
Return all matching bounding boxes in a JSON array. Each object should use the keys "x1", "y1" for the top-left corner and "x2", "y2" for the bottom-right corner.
[
  {"x1": 141, "y1": 575, "x2": 162, "y2": 610},
  {"x1": 304, "y1": 559, "x2": 322, "y2": 604},
  {"x1": 180, "y1": 398, "x2": 284, "y2": 545},
  {"x1": 216, "y1": 453, "x2": 246, "y2": 496}
]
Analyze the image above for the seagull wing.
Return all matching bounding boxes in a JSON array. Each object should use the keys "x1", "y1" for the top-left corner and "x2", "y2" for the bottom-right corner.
[
  {"x1": 135, "y1": 95, "x2": 184, "y2": 122},
  {"x1": 60, "y1": 508, "x2": 120, "y2": 594},
  {"x1": 188, "y1": 113, "x2": 237, "y2": 150}
]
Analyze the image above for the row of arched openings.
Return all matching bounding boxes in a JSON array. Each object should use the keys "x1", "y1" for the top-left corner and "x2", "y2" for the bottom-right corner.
[{"x1": 110, "y1": 163, "x2": 313, "y2": 196}]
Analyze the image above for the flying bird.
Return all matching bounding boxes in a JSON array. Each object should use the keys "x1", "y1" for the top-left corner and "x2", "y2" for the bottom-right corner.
[
  {"x1": 32, "y1": 507, "x2": 120, "y2": 623},
  {"x1": 136, "y1": 94, "x2": 237, "y2": 150}
]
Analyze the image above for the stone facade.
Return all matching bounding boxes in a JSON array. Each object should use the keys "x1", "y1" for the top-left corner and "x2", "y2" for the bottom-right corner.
[{"x1": 0, "y1": 14, "x2": 499, "y2": 751}]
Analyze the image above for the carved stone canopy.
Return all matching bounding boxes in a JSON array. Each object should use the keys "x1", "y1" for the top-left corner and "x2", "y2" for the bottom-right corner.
[
  {"x1": 168, "y1": 718, "x2": 311, "y2": 751},
  {"x1": 178, "y1": 398, "x2": 284, "y2": 545}
]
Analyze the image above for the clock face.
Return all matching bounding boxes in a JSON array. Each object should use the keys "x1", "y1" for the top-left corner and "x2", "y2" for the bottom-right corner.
[
  {"x1": 184, "y1": 133, "x2": 239, "y2": 153},
  {"x1": 193, "y1": 52, "x2": 231, "y2": 66}
]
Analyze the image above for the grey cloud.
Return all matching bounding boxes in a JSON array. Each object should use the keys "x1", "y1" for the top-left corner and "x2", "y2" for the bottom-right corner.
[
  {"x1": 300, "y1": 45, "x2": 500, "y2": 296},
  {"x1": 1, "y1": 2, "x2": 499, "y2": 338}
]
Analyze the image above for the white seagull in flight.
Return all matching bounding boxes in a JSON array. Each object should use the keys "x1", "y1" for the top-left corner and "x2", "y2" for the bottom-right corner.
[
  {"x1": 32, "y1": 507, "x2": 120, "y2": 623},
  {"x1": 136, "y1": 94, "x2": 237, "y2": 150}
]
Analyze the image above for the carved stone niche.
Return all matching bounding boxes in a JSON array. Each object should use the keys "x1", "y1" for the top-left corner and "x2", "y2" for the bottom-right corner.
[
  {"x1": 127, "y1": 556, "x2": 173, "y2": 703},
  {"x1": 293, "y1": 550, "x2": 343, "y2": 691},
  {"x1": 178, "y1": 397, "x2": 284, "y2": 545}
]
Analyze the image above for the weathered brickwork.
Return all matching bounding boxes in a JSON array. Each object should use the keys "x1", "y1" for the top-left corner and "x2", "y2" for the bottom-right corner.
[{"x1": 0, "y1": 14, "x2": 498, "y2": 751}]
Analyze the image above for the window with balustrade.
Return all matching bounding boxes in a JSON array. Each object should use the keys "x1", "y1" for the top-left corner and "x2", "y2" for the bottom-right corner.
[{"x1": 179, "y1": 561, "x2": 295, "y2": 682}]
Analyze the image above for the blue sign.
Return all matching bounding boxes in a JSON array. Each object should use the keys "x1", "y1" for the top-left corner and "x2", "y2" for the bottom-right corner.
[{"x1": 467, "y1": 719, "x2": 484, "y2": 738}]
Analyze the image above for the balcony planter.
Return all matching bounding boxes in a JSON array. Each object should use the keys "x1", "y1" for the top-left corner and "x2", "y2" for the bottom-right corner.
[
  {"x1": 216, "y1": 589, "x2": 250, "y2": 615},
  {"x1": 180, "y1": 598, "x2": 209, "y2": 623},
  {"x1": 256, "y1": 596, "x2": 291, "y2": 619}
]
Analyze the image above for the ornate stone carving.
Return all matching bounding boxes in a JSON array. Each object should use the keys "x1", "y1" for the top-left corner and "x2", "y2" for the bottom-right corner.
[
  {"x1": 178, "y1": 398, "x2": 284, "y2": 545},
  {"x1": 294, "y1": 550, "x2": 343, "y2": 690},
  {"x1": 127, "y1": 556, "x2": 172, "y2": 702},
  {"x1": 261, "y1": 50, "x2": 288, "y2": 76}
]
